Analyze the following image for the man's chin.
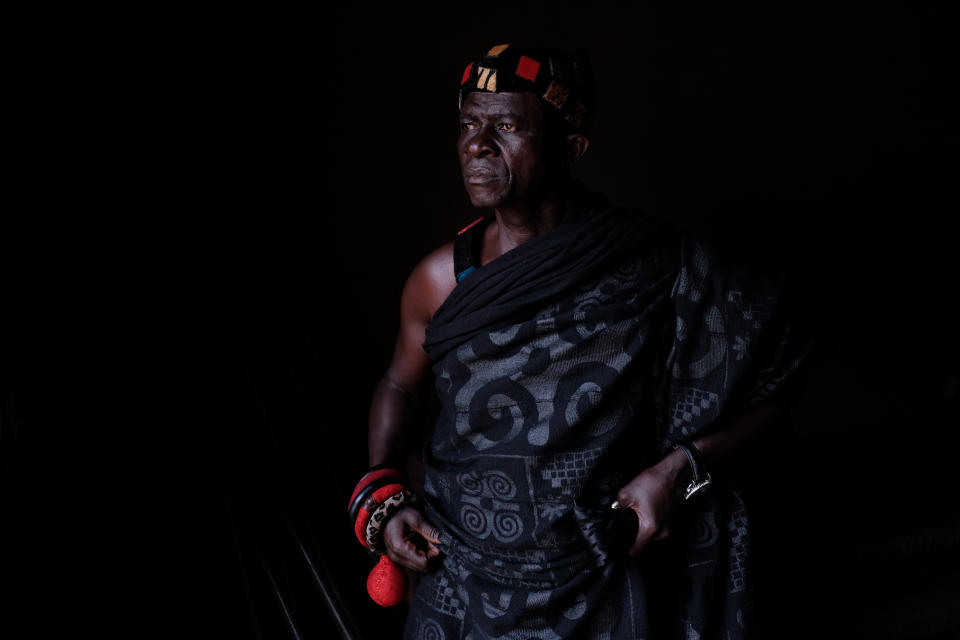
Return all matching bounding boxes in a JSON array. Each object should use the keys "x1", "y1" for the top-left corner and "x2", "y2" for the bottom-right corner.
[{"x1": 465, "y1": 187, "x2": 506, "y2": 210}]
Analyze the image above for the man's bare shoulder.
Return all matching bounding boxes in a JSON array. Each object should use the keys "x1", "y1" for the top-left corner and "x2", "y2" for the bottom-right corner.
[
  {"x1": 402, "y1": 242, "x2": 457, "y2": 322},
  {"x1": 415, "y1": 242, "x2": 456, "y2": 290}
]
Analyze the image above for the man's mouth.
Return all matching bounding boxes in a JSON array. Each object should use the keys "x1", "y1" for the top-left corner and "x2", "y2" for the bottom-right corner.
[{"x1": 465, "y1": 171, "x2": 499, "y2": 184}]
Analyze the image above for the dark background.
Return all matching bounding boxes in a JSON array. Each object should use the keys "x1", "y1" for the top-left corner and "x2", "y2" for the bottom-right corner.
[{"x1": 4, "y1": 1, "x2": 958, "y2": 638}]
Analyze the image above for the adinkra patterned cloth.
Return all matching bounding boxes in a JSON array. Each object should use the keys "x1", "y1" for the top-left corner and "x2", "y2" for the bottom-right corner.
[{"x1": 407, "y1": 194, "x2": 813, "y2": 640}]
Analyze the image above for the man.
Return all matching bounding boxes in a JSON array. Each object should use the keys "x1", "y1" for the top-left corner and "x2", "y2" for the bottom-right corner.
[{"x1": 363, "y1": 45, "x2": 811, "y2": 639}]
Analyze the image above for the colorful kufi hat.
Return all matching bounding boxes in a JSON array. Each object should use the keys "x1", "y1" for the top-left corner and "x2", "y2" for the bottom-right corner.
[{"x1": 458, "y1": 44, "x2": 595, "y2": 133}]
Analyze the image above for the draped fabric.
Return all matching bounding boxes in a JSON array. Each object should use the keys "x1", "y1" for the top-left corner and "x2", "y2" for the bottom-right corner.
[{"x1": 406, "y1": 199, "x2": 811, "y2": 640}]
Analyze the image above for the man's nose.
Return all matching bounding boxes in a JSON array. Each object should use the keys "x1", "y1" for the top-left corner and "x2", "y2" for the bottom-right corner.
[{"x1": 465, "y1": 125, "x2": 496, "y2": 157}]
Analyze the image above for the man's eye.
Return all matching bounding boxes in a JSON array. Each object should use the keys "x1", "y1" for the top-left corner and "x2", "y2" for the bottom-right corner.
[
  {"x1": 497, "y1": 123, "x2": 516, "y2": 132},
  {"x1": 460, "y1": 122, "x2": 478, "y2": 131}
]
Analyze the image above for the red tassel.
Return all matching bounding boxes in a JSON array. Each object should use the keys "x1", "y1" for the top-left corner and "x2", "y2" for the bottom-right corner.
[{"x1": 366, "y1": 555, "x2": 407, "y2": 607}]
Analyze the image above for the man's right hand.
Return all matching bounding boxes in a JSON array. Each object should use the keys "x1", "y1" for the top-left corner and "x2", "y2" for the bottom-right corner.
[{"x1": 383, "y1": 506, "x2": 443, "y2": 572}]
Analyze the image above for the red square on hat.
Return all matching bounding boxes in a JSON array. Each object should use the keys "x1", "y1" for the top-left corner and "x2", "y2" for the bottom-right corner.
[
  {"x1": 515, "y1": 56, "x2": 540, "y2": 82},
  {"x1": 461, "y1": 62, "x2": 474, "y2": 85}
]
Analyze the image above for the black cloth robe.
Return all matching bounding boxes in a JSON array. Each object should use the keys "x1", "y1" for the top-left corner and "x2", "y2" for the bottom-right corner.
[{"x1": 404, "y1": 189, "x2": 812, "y2": 640}]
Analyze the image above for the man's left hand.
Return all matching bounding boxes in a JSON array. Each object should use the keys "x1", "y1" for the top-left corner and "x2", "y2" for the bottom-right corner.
[{"x1": 615, "y1": 448, "x2": 690, "y2": 556}]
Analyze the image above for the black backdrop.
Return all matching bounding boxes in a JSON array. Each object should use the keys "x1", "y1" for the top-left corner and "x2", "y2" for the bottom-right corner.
[{"x1": 5, "y1": 2, "x2": 959, "y2": 638}]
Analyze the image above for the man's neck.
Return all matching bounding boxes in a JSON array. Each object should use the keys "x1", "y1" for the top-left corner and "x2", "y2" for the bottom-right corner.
[{"x1": 491, "y1": 180, "x2": 576, "y2": 255}]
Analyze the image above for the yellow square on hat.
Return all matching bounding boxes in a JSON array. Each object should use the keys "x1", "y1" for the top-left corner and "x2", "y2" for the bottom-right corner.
[{"x1": 477, "y1": 67, "x2": 498, "y2": 91}]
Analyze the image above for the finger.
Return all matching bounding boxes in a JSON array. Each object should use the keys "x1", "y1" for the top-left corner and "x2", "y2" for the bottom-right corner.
[
  {"x1": 390, "y1": 541, "x2": 429, "y2": 572},
  {"x1": 413, "y1": 520, "x2": 443, "y2": 545},
  {"x1": 617, "y1": 487, "x2": 644, "y2": 513}
]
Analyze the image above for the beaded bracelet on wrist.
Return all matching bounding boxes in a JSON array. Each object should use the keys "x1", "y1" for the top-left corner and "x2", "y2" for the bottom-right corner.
[{"x1": 365, "y1": 489, "x2": 420, "y2": 554}]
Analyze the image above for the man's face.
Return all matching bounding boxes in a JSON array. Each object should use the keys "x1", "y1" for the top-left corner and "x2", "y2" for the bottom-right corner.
[{"x1": 458, "y1": 91, "x2": 559, "y2": 209}]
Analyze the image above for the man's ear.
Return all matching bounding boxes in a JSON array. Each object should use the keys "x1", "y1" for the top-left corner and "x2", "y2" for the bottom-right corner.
[{"x1": 565, "y1": 133, "x2": 590, "y2": 163}]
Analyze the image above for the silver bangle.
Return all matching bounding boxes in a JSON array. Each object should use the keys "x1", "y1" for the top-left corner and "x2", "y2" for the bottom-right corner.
[{"x1": 672, "y1": 442, "x2": 713, "y2": 501}]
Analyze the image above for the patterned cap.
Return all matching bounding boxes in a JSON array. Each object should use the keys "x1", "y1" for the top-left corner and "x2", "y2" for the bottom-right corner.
[{"x1": 458, "y1": 44, "x2": 595, "y2": 133}]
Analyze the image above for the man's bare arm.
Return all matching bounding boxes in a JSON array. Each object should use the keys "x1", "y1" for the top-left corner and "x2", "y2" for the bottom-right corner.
[
  {"x1": 367, "y1": 243, "x2": 456, "y2": 572},
  {"x1": 368, "y1": 243, "x2": 455, "y2": 467}
]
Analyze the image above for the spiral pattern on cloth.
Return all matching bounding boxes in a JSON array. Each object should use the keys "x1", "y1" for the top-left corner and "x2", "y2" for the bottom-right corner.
[
  {"x1": 460, "y1": 503, "x2": 487, "y2": 537},
  {"x1": 493, "y1": 510, "x2": 523, "y2": 540},
  {"x1": 485, "y1": 470, "x2": 516, "y2": 500},
  {"x1": 457, "y1": 471, "x2": 483, "y2": 495},
  {"x1": 417, "y1": 617, "x2": 445, "y2": 640},
  {"x1": 456, "y1": 379, "x2": 537, "y2": 451},
  {"x1": 687, "y1": 510, "x2": 719, "y2": 548},
  {"x1": 455, "y1": 470, "x2": 523, "y2": 543}
]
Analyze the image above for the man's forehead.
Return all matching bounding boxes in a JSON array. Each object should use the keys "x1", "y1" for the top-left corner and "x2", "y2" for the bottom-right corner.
[{"x1": 460, "y1": 91, "x2": 542, "y2": 116}]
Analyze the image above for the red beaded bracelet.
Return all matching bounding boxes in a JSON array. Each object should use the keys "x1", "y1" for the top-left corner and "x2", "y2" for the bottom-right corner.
[{"x1": 347, "y1": 466, "x2": 413, "y2": 607}]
